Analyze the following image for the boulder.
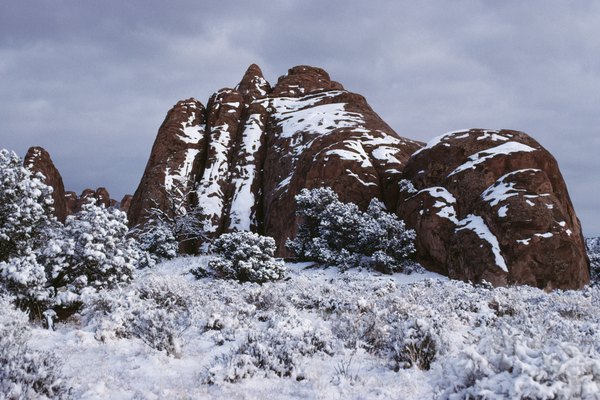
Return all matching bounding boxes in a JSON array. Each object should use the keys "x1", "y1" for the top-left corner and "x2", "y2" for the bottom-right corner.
[
  {"x1": 397, "y1": 129, "x2": 589, "y2": 289},
  {"x1": 23, "y1": 146, "x2": 68, "y2": 222}
]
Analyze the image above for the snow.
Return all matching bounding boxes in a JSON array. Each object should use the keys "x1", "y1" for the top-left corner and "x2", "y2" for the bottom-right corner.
[
  {"x1": 345, "y1": 169, "x2": 377, "y2": 187},
  {"x1": 456, "y1": 215, "x2": 508, "y2": 272},
  {"x1": 498, "y1": 205, "x2": 509, "y2": 217},
  {"x1": 449, "y1": 142, "x2": 538, "y2": 176},
  {"x1": 325, "y1": 140, "x2": 373, "y2": 168},
  {"x1": 412, "y1": 129, "x2": 469, "y2": 156},
  {"x1": 164, "y1": 148, "x2": 200, "y2": 193},
  {"x1": 195, "y1": 123, "x2": 233, "y2": 232},
  {"x1": 412, "y1": 187, "x2": 458, "y2": 223},
  {"x1": 371, "y1": 146, "x2": 402, "y2": 164},
  {"x1": 228, "y1": 114, "x2": 264, "y2": 231},
  {"x1": 11, "y1": 256, "x2": 598, "y2": 400},
  {"x1": 271, "y1": 91, "x2": 367, "y2": 140},
  {"x1": 480, "y1": 169, "x2": 542, "y2": 211}
]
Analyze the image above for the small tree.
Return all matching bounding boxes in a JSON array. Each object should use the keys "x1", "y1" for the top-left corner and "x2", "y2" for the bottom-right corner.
[
  {"x1": 205, "y1": 232, "x2": 285, "y2": 283},
  {"x1": 44, "y1": 200, "x2": 139, "y2": 310},
  {"x1": 0, "y1": 150, "x2": 58, "y2": 314},
  {"x1": 287, "y1": 187, "x2": 416, "y2": 272}
]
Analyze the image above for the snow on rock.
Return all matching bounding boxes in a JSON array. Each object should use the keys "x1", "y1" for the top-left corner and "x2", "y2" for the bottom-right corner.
[
  {"x1": 398, "y1": 128, "x2": 589, "y2": 289},
  {"x1": 128, "y1": 98, "x2": 207, "y2": 228},
  {"x1": 449, "y1": 142, "x2": 538, "y2": 176},
  {"x1": 456, "y1": 214, "x2": 508, "y2": 272},
  {"x1": 228, "y1": 113, "x2": 266, "y2": 231}
]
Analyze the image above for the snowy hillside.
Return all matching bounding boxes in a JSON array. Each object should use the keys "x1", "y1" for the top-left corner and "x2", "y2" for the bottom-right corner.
[{"x1": 4, "y1": 257, "x2": 600, "y2": 399}]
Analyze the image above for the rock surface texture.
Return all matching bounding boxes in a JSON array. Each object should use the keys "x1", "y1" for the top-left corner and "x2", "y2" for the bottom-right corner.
[
  {"x1": 24, "y1": 146, "x2": 68, "y2": 222},
  {"x1": 397, "y1": 129, "x2": 589, "y2": 289},
  {"x1": 128, "y1": 65, "x2": 589, "y2": 289},
  {"x1": 128, "y1": 64, "x2": 422, "y2": 254}
]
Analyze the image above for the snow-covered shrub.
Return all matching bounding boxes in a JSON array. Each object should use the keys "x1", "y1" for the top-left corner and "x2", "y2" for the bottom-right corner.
[
  {"x1": 586, "y1": 237, "x2": 600, "y2": 284},
  {"x1": 201, "y1": 312, "x2": 334, "y2": 384},
  {"x1": 205, "y1": 232, "x2": 285, "y2": 283},
  {"x1": 135, "y1": 221, "x2": 178, "y2": 266},
  {"x1": 436, "y1": 323, "x2": 600, "y2": 399},
  {"x1": 42, "y1": 200, "x2": 139, "y2": 311},
  {"x1": 287, "y1": 187, "x2": 416, "y2": 272},
  {"x1": 0, "y1": 295, "x2": 71, "y2": 399},
  {"x1": 81, "y1": 275, "x2": 194, "y2": 357},
  {"x1": 0, "y1": 149, "x2": 56, "y2": 262},
  {"x1": 0, "y1": 149, "x2": 58, "y2": 315}
]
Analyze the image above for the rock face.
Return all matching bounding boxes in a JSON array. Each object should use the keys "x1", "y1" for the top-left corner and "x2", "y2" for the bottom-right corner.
[
  {"x1": 128, "y1": 65, "x2": 589, "y2": 289},
  {"x1": 262, "y1": 67, "x2": 421, "y2": 254},
  {"x1": 128, "y1": 64, "x2": 421, "y2": 254},
  {"x1": 128, "y1": 98, "x2": 207, "y2": 228},
  {"x1": 119, "y1": 195, "x2": 133, "y2": 213},
  {"x1": 24, "y1": 147, "x2": 68, "y2": 222},
  {"x1": 397, "y1": 129, "x2": 589, "y2": 289}
]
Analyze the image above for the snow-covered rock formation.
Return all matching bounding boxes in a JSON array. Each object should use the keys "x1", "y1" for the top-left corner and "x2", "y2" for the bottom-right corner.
[
  {"x1": 397, "y1": 129, "x2": 589, "y2": 289},
  {"x1": 126, "y1": 66, "x2": 590, "y2": 289},
  {"x1": 128, "y1": 64, "x2": 422, "y2": 254}
]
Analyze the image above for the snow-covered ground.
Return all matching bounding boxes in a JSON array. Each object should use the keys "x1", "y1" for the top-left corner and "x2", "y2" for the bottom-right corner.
[{"x1": 8, "y1": 258, "x2": 600, "y2": 399}]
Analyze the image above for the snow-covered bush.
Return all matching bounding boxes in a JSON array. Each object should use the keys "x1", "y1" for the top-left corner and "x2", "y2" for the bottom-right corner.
[
  {"x1": 81, "y1": 275, "x2": 194, "y2": 357},
  {"x1": 0, "y1": 295, "x2": 71, "y2": 399},
  {"x1": 204, "y1": 232, "x2": 285, "y2": 283},
  {"x1": 0, "y1": 149, "x2": 56, "y2": 262},
  {"x1": 0, "y1": 149, "x2": 58, "y2": 314},
  {"x1": 42, "y1": 200, "x2": 139, "y2": 311},
  {"x1": 436, "y1": 322, "x2": 600, "y2": 399},
  {"x1": 586, "y1": 237, "x2": 600, "y2": 284},
  {"x1": 135, "y1": 221, "x2": 178, "y2": 266},
  {"x1": 287, "y1": 187, "x2": 416, "y2": 272},
  {"x1": 201, "y1": 312, "x2": 334, "y2": 384}
]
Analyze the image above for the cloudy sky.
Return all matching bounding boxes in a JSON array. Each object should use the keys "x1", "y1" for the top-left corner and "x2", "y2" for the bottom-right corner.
[{"x1": 1, "y1": 1, "x2": 599, "y2": 235}]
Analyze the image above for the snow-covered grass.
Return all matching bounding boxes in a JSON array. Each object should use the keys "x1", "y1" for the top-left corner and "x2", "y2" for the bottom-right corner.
[{"x1": 4, "y1": 257, "x2": 600, "y2": 399}]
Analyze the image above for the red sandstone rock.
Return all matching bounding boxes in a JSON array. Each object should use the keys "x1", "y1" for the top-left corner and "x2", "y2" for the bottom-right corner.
[
  {"x1": 95, "y1": 187, "x2": 111, "y2": 208},
  {"x1": 128, "y1": 98, "x2": 208, "y2": 228},
  {"x1": 397, "y1": 129, "x2": 589, "y2": 289},
  {"x1": 24, "y1": 147, "x2": 68, "y2": 222},
  {"x1": 119, "y1": 194, "x2": 133, "y2": 213},
  {"x1": 127, "y1": 65, "x2": 588, "y2": 290}
]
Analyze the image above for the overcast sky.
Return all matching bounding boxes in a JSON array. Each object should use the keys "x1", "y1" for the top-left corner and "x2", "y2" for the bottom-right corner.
[{"x1": 1, "y1": 1, "x2": 599, "y2": 235}]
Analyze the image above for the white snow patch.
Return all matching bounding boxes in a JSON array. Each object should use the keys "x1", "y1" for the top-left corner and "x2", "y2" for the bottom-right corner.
[
  {"x1": 449, "y1": 143, "x2": 538, "y2": 176},
  {"x1": 325, "y1": 141, "x2": 372, "y2": 168},
  {"x1": 345, "y1": 169, "x2": 377, "y2": 187},
  {"x1": 414, "y1": 187, "x2": 458, "y2": 223},
  {"x1": 498, "y1": 205, "x2": 508, "y2": 218},
  {"x1": 229, "y1": 114, "x2": 264, "y2": 231},
  {"x1": 371, "y1": 146, "x2": 402, "y2": 165},
  {"x1": 412, "y1": 129, "x2": 469, "y2": 156},
  {"x1": 456, "y1": 215, "x2": 508, "y2": 272}
]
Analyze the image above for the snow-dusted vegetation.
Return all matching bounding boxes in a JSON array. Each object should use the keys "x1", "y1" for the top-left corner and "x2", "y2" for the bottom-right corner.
[
  {"x1": 2, "y1": 148, "x2": 600, "y2": 399},
  {"x1": 0, "y1": 260, "x2": 597, "y2": 399},
  {"x1": 288, "y1": 187, "x2": 417, "y2": 273}
]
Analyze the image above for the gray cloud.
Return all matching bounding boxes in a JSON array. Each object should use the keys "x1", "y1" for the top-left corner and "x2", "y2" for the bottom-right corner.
[{"x1": 1, "y1": 0, "x2": 599, "y2": 235}]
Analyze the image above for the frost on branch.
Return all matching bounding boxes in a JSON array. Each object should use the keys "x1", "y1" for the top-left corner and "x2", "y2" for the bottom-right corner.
[
  {"x1": 202, "y1": 231, "x2": 285, "y2": 283},
  {"x1": 287, "y1": 187, "x2": 416, "y2": 272}
]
